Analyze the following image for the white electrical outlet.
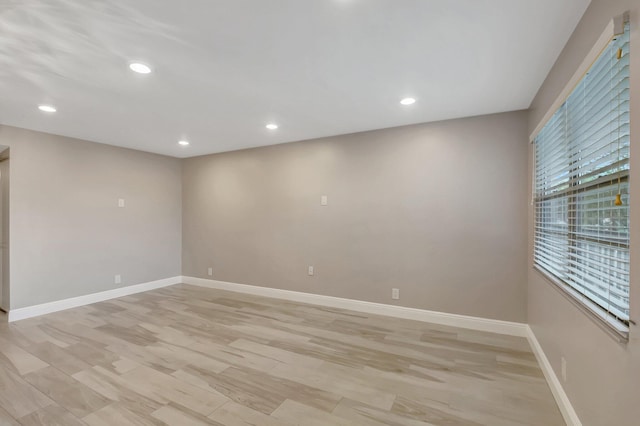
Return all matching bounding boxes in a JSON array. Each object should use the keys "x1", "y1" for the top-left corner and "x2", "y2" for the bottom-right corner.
[
  {"x1": 392, "y1": 288, "x2": 400, "y2": 300},
  {"x1": 561, "y1": 357, "x2": 567, "y2": 382},
  {"x1": 114, "y1": 274, "x2": 122, "y2": 284},
  {"x1": 208, "y1": 267, "x2": 213, "y2": 276},
  {"x1": 118, "y1": 198, "x2": 125, "y2": 208},
  {"x1": 308, "y1": 266, "x2": 314, "y2": 276},
  {"x1": 321, "y1": 195, "x2": 328, "y2": 206}
]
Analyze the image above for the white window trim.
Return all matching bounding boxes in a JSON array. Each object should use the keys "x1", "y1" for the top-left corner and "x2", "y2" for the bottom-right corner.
[
  {"x1": 530, "y1": 13, "x2": 631, "y2": 340},
  {"x1": 534, "y1": 265, "x2": 629, "y2": 341},
  {"x1": 530, "y1": 14, "x2": 627, "y2": 142}
]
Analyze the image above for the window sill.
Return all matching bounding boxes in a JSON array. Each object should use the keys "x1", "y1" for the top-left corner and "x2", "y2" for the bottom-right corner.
[{"x1": 532, "y1": 265, "x2": 630, "y2": 343}]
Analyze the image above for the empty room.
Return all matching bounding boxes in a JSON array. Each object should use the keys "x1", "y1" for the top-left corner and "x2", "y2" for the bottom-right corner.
[{"x1": 0, "y1": 0, "x2": 637, "y2": 425}]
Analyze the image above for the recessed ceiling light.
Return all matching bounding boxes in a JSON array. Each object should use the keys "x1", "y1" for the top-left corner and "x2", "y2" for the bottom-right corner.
[
  {"x1": 38, "y1": 105, "x2": 57, "y2": 113},
  {"x1": 400, "y1": 97, "x2": 416, "y2": 106},
  {"x1": 129, "y1": 62, "x2": 152, "y2": 74},
  {"x1": 266, "y1": 123, "x2": 278, "y2": 130},
  {"x1": 178, "y1": 140, "x2": 190, "y2": 146}
]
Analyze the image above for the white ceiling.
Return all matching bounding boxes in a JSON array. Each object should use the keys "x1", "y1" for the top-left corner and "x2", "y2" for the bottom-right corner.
[{"x1": 0, "y1": 0, "x2": 590, "y2": 158}]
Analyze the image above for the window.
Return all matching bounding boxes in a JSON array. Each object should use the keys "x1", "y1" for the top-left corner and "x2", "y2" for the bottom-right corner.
[{"x1": 534, "y1": 21, "x2": 630, "y2": 332}]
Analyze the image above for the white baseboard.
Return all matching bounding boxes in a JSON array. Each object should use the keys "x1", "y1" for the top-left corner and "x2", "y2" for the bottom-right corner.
[
  {"x1": 181, "y1": 276, "x2": 528, "y2": 337},
  {"x1": 526, "y1": 326, "x2": 581, "y2": 426},
  {"x1": 7, "y1": 276, "x2": 182, "y2": 322}
]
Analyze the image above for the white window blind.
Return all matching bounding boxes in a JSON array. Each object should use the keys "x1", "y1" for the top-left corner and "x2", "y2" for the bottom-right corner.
[{"x1": 534, "y1": 22, "x2": 630, "y2": 329}]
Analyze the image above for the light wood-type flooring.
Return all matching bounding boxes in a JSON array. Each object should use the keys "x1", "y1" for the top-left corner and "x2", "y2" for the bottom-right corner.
[{"x1": 0, "y1": 284, "x2": 564, "y2": 425}]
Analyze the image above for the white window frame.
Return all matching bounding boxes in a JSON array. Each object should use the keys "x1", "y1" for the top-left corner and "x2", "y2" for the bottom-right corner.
[{"x1": 530, "y1": 14, "x2": 631, "y2": 340}]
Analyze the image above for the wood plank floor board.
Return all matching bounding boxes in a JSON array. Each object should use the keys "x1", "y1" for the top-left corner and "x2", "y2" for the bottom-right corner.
[
  {"x1": 0, "y1": 336, "x2": 49, "y2": 376},
  {"x1": 18, "y1": 404, "x2": 85, "y2": 426},
  {"x1": 0, "y1": 405, "x2": 19, "y2": 426},
  {"x1": 151, "y1": 404, "x2": 225, "y2": 426},
  {"x1": 117, "y1": 366, "x2": 229, "y2": 416},
  {"x1": 73, "y1": 364, "x2": 151, "y2": 404},
  {"x1": 0, "y1": 366, "x2": 55, "y2": 419},
  {"x1": 23, "y1": 366, "x2": 112, "y2": 418},
  {"x1": 0, "y1": 284, "x2": 564, "y2": 425},
  {"x1": 23, "y1": 342, "x2": 93, "y2": 376},
  {"x1": 268, "y1": 362, "x2": 398, "y2": 410},
  {"x1": 333, "y1": 397, "x2": 445, "y2": 426},
  {"x1": 228, "y1": 338, "x2": 324, "y2": 369},
  {"x1": 208, "y1": 401, "x2": 294, "y2": 426},
  {"x1": 271, "y1": 399, "x2": 360, "y2": 426},
  {"x1": 82, "y1": 403, "x2": 161, "y2": 426}
]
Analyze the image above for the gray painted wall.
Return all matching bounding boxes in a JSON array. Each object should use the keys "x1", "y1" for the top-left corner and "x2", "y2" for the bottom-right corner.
[
  {"x1": 183, "y1": 111, "x2": 529, "y2": 322},
  {"x1": 0, "y1": 126, "x2": 182, "y2": 309},
  {"x1": 528, "y1": 1, "x2": 640, "y2": 425}
]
